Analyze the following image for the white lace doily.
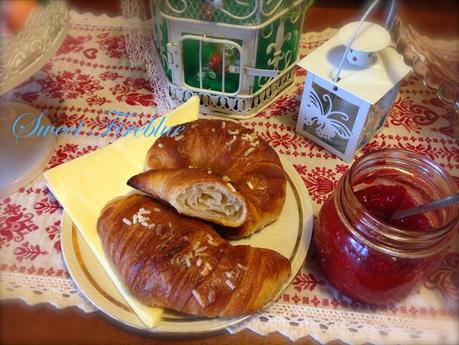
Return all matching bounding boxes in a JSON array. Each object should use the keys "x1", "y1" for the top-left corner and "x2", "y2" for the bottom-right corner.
[
  {"x1": 121, "y1": 0, "x2": 176, "y2": 114},
  {"x1": 228, "y1": 303, "x2": 458, "y2": 343},
  {"x1": 0, "y1": 270, "x2": 94, "y2": 312}
]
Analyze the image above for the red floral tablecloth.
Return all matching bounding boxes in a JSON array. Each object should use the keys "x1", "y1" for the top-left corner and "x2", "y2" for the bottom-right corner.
[{"x1": 0, "y1": 11, "x2": 458, "y2": 344}]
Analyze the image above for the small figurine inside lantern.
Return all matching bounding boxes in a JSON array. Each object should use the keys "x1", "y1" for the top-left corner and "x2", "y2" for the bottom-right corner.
[{"x1": 296, "y1": 0, "x2": 410, "y2": 162}]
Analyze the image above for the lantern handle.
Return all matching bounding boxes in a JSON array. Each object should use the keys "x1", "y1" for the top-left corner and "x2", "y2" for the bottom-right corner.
[{"x1": 332, "y1": 0, "x2": 396, "y2": 84}]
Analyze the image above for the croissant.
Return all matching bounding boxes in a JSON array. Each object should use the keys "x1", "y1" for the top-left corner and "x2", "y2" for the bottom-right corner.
[
  {"x1": 97, "y1": 194, "x2": 291, "y2": 318},
  {"x1": 127, "y1": 168, "x2": 248, "y2": 227},
  {"x1": 136, "y1": 119, "x2": 286, "y2": 238}
]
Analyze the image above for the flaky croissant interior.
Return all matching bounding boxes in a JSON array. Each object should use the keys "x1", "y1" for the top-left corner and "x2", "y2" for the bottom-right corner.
[{"x1": 174, "y1": 183, "x2": 247, "y2": 226}]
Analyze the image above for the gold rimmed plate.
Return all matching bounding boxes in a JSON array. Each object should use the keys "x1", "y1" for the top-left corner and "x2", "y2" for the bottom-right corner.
[{"x1": 60, "y1": 156, "x2": 314, "y2": 335}]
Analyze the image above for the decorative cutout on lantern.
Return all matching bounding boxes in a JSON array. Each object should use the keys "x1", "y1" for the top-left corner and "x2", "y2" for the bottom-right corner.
[
  {"x1": 296, "y1": 0, "x2": 410, "y2": 162},
  {"x1": 303, "y1": 83, "x2": 357, "y2": 155},
  {"x1": 305, "y1": 88, "x2": 353, "y2": 140}
]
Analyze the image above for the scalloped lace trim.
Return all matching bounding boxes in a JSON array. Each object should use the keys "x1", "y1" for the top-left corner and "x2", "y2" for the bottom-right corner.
[
  {"x1": 228, "y1": 303, "x2": 459, "y2": 344},
  {"x1": 0, "y1": 271, "x2": 95, "y2": 312}
]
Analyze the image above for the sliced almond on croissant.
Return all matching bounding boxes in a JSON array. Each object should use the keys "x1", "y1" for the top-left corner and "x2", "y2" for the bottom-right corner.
[
  {"x1": 97, "y1": 194, "x2": 291, "y2": 317},
  {"x1": 127, "y1": 168, "x2": 247, "y2": 227},
  {"x1": 143, "y1": 119, "x2": 287, "y2": 238}
]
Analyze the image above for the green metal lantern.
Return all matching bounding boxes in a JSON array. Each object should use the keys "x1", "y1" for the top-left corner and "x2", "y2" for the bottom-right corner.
[{"x1": 150, "y1": 0, "x2": 313, "y2": 118}]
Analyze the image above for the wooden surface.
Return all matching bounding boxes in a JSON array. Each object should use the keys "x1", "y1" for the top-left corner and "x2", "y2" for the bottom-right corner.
[
  {"x1": 1, "y1": 300, "x2": 341, "y2": 345},
  {"x1": 1, "y1": 1, "x2": 457, "y2": 344}
]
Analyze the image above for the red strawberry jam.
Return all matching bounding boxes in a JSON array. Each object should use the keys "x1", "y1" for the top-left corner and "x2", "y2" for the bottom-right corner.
[
  {"x1": 314, "y1": 150, "x2": 457, "y2": 305},
  {"x1": 354, "y1": 184, "x2": 432, "y2": 231}
]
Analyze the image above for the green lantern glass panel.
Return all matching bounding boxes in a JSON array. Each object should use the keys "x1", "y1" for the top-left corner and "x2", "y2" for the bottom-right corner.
[
  {"x1": 253, "y1": 4, "x2": 303, "y2": 93},
  {"x1": 181, "y1": 35, "x2": 241, "y2": 94}
]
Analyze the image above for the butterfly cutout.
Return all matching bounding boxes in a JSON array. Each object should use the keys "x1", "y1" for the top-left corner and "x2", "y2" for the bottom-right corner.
[{"x1": 304, "y1": 89, "x2": 352, "y2": 140}]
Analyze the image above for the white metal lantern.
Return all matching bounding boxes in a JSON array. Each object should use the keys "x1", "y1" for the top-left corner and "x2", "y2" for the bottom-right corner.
[
  {"x1": 295, "y1": 1, "x2": 410, "y2": 162},
  {"x1": 150, "y1": 0, "x2": 312, "y2": 118}
]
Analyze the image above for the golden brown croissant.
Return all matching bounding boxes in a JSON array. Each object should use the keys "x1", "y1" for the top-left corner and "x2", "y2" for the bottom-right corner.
[
  {"x1": 127, "y1": 168, "x2": 248, "y2": 227},
  {"x1": 138, "y1": 119, "x2": 286, "y2": 238},
  {"x1": 97, "y1": 194, "x2": 291, "y2": 318}
]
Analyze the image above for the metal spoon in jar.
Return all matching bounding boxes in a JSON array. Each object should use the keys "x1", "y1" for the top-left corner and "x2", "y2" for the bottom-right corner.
[{"x1": 391, "y1": 193, "x2": 459, "y2": 220}]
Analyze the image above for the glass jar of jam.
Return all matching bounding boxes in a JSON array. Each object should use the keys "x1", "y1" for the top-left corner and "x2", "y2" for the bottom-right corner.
[{"x1": 315, "y1": 149, "x2": 458, "y2": 305}]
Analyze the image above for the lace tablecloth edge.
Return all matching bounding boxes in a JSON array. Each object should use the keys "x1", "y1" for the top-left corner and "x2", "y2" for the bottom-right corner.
[
  {"x1": 0, "y1": 271, "x2": 95, "y2": 313},
  {"x1": 227, "y1": 303, "x2": 459, "y2": 344}
]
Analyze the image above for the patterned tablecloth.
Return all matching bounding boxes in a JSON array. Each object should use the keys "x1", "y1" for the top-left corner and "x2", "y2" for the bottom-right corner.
[{"x1": 1, "y1": 11, "x2": 458, "y2": 344}]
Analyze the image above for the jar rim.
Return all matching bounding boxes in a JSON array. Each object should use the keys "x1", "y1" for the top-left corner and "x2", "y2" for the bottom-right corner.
[{"x1": 341, "y1": 149, "x2": 458, "y2": 257}]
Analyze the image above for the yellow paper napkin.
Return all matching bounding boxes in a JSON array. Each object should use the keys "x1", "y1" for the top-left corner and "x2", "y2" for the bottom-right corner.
[{"x1": 44, "y1": 97, "x2": 200, "y2": 328}]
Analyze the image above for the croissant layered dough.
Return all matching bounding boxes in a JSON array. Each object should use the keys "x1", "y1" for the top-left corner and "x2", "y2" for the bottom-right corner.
[
  {"x1": 128, "y1": 169, "x2": 247, "y2": 227},
  {"x1": 97, "y1": 194, "x2": 291, "y2": 317},
  {"x1": 178, "y1": 183, "x2": 243, "y2": 221},
  {"x1": 141, "y1": 119, "x2": 287, "y2": 238}
]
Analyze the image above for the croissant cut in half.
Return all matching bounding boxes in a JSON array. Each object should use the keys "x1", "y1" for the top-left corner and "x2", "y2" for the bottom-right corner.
[
  {"x1": 128, "y1": 168, "x2": 247, "y2": 228},
  {"x1": 129, "y1": 119, "x2": 287, "y2": 238},
  {"x1": 97, "y1": 195, "x2": 291, "y2": 317}
]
